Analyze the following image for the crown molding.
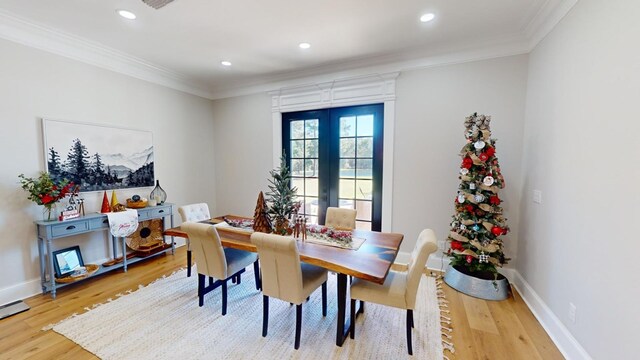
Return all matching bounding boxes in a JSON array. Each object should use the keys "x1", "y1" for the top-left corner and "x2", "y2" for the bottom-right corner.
[
  {"x1": 525, "y1": 0, "x2": 579, "y2": 50},
  {"x1": 210, "y1": 37, "x2": 530, "y2": 100},
  {"x1": 0, "y1": 9, "x2": 214, "y2": 99}
]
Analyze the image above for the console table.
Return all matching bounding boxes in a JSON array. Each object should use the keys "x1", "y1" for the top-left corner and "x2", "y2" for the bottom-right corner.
[{"x1": 35, "y1": 203, "x2": 175, "y2": 299}]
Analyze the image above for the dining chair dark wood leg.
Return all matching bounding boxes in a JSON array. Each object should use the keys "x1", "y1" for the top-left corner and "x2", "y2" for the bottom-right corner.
[
  {"x1": 359, "y1": 300, "x2": 365, "y2": 314},
  {"x1": 197, "y1": 274, "x2": 205, "y2": 307},
  {"x1": 253, "y1": 260, "x2": 261, "y2": 290},
  {"x1": 221, "y1": 280, "x2": 228, "y2": 316},
  {"x1": 294, "y1": 304, "x2": 302, "y2": 349},
  {"x1": 410, "y1": 310, "x2": 414, "y2": 328},
  {"x1": 350, "y1": 299, "x2": 356, "y2": 339},
  {"x1": 322, "y1": 282, "x2": 327, "y2": 317},
  {"x1": 187, "y1": 250, "x2": 192, "y2": 277},
  {"x1": 406, "y1": 309, "x2": 413, "y2": 355},
  {"x1": 262, "y1": 295, "x2": 269, "y2": 337},
  {"x1": 237, "y1": 273, "x2": 242, "y2": 285},
  {"x1": 231, "y1": 275, "x2": 237, "y2": 284}
]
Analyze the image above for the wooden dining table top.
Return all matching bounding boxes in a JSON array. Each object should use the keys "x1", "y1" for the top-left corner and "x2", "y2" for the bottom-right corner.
[{"x1": 164, "y1": 215, "x2": 404, "y2": 285}]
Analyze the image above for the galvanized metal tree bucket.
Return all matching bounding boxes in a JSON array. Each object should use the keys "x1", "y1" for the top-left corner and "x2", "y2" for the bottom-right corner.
[{"x1": 444, "y1": 265, "x2": 510, "y2": 301}]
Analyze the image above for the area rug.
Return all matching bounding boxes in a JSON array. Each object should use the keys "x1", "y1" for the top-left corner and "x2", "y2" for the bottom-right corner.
[{"x1": 50, "y1": 267, "x2": 449, "y2": 359}]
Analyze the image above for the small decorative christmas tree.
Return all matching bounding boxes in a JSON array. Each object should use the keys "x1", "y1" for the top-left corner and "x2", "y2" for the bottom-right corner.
[
  {"x1": 266, "y1": 153, "x2": 298, "y2": 235},
  {"x1": 447, "y1": 113, "x2": 510, "y2": 278},
  {"x1": 253, "y1": 191, "x2": 272, "y2": 233}
]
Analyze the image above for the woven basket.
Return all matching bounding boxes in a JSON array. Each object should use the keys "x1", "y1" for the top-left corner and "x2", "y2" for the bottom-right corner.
[
  {"x1": 126, "y1": 198, "x2": 148, "y2": 209},
  {"x1": 55, "y1": 264, "x2": 100, "y2": 283}
]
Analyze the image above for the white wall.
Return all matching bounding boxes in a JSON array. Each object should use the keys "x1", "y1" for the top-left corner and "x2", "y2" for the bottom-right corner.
[
  {"x1": 517, "y1": 0, "x2": 639, "y2": 358},
  {"x1": 211, "y1": 93, "x2": 273, "y2": 217},
  {"x1": 0, "y1": 38, "x2": 216, "y2": 304},
  {"x1": 211, "y1": 55, "x2": 528, "y2": 267},
  {"x1": 394, "y1": 55, "x2": 527, "y2": 260}
]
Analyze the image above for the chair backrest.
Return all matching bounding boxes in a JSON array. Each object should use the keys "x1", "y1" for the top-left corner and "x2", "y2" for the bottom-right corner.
[
  {"x1": 250, "y1": 232, "x2": 303, "y2": 303},
  {"x1": 181, "y1": 222, "x2": 227, "y2": 279},
  {"x1": 405, "y1": 229, "x2": 438, "y2": 309},
  {"x1": 178, "y1": 203, "x2": 211, "y2": 223},
  {"x1": 325, "y1": 207, "x2": 357, "y2": 230}
]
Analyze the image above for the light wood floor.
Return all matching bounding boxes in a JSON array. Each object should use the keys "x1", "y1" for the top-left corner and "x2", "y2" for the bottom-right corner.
[{"x1": 0, "y1": 247, "x2": 563, "y2": 359}]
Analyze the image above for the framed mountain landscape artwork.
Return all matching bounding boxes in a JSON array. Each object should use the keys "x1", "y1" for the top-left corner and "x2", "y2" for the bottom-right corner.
[{"x1": 42, "y1": 119, "x2": 154, "y2": 192}]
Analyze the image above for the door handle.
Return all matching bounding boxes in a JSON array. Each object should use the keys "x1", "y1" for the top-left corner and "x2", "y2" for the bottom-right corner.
[{"x1": 66, "y1": 225, "x2": 76, "y2": 230}]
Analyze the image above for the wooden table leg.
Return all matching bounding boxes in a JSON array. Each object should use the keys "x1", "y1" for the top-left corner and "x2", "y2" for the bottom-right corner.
[
  {"x1": 336, "y1": 273, "x2": 365, "y2": 346},
  {"x1": 336, "y1": 273, "x2": 348, "y2": 346}
]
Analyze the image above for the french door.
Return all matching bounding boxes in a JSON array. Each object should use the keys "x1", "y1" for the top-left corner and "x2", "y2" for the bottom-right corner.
[{"x1": 282, "y1": 104, "x2": 383, "y2": 231}]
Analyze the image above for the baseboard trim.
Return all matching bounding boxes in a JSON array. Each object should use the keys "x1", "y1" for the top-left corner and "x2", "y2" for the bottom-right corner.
[
  {"x1": 0, "y1": 278, "x2": 41, "y2": 306},
  {"x1": 511, "y1": 271, "x2": 592, "y2": 360}
]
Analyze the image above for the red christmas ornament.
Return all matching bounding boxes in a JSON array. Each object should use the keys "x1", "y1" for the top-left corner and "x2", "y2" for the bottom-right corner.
[
  {"x1": 485, "y1": 146, "x2": 495, "y2": 157},
  {"x1": 491, "y1": 226, "x2": 503, "y2": 236},
  {"x1": 462, "y1": 157, "x2": 473, "y2": 169},
  {"x1": 489, "y1": 195, "x2": 501, "y2": 205},
  {"x1": 451, "y1": 241, "x2": 464, "y2": 251},
  {"x1": 479, "y1": 152, "x2": 489, "y2": 162},
  {"x1": 465, "y1": 204, "x2": 474, "y2": 213},
  {"x1": 466, "y1": 255, "x2": 474, "y2": 264}
]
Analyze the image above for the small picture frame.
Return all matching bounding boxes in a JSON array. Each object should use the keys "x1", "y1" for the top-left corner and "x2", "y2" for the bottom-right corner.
[{"x1": 52, "y1": 246, "x2": 84, "y2": 278}]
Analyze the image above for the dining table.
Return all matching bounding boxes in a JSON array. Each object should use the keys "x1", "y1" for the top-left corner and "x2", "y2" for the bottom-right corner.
[{"x1": 164, "y1": 215, "x2": 404, "y2": 347}]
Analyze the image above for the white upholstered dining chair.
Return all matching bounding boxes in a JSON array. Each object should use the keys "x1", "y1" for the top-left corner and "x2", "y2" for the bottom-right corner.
[
  {"x1": 325, "y1": 207, "x2": 357, "y2": 230},
  {"x1": 181, "y1": 222, "x2": 259, "y2": 315},
  {"x1": 250, "y1": 232, "x2": 328, "y2": 350},
  {"x1": 178, "y1": 203, "x2": 211, "y2": 277},
  {"x1": 349, "y1": 229, "x2": 438, "y2": 355}
]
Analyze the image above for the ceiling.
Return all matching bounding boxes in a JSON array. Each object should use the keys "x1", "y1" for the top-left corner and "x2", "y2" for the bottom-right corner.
[{"x1": 0, "y1": 0, "x2": 564, "y2": 98}]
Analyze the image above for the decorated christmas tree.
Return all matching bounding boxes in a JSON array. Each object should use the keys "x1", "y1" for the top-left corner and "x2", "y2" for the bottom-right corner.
[
  {"x1": 447, "y1": 113, "x2": 509, "y2": 278},
  {"x1": 266, "y1": 153, "x2": 298, "y2": 235}
]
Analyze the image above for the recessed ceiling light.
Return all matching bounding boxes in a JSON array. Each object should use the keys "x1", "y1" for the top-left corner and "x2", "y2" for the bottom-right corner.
[
  {"x1": 117, "y1": 9, "x2": 137, "y2": 20},
  {"x1": 221, "y1": 61, "x2": 232, "y2": 66},
  {"x1": 299, "y1": 42, "x2": 311, "y2": 49},
  {"x1": 420, "y1": 13, "x2": 435, "y2": 23}
]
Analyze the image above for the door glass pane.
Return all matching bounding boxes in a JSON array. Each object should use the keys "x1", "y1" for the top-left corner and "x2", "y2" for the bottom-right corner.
[
  {"x1": 340, "y1": 138, "x2": 355, "y2": 157},
  {"x1": 339, "y1": 159, "x2": 355, "y2": 178},
  {"x1": 291, "y1": 159, "x2": 304, "y2": 176},
  {"x1": 355, "y1": 200, "x2": 372, "y2": 221},
  {"x1": 304, "y1": 197, "x2": 318, "y2": 216},
  {"x1": 305, "y1": 139, "x2": 318, "y2": 158},
  {"x1": 339, "y1": 179, "x2": 355, "y2": 199},
  {"x1": 357, "y1": 115, "x2": 374, "y2": 136},
  {"x1": 356, "y1": 159, "x2": 372, "y2": 179},
  {"x1": 340, "y1": 116, "x2": 356, "y2": 137},
  {"x1": 355, "y1": 179, "x2": 372, "y2": 200},
  {"x1": 305, "y1": 119, "x2": 319, "y2": 138},
  {"x1": 305, "y1": 178, "x2": 318, "y2": 197},
  {"x1": 356, "y1": 137, "x2": 373, "y2": 157},
  {"x1": 291, "y1": 121, "x2": 304, "y2": 139},
  {"x1": 339, "y1": 199, "x2": 354, "y2": 209},
  {"x1": 291, "y1": 140, "x2": 304, "y2": 158},
  {"x1": 292, "y1": 178, "x2": 304, "y2": 194},
  {"x1": 304, "y1": 159, "x2": 318, "y2": 177}
]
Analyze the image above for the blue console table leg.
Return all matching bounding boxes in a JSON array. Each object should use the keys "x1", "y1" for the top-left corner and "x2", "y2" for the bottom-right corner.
[{"x1": 46, "y1": 238, "x2": 56, "y2": 299}]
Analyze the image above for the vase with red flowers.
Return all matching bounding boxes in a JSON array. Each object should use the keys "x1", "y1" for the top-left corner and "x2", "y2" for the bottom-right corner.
[{"x1": 18, "y1": 172, "x2": 73, "y2": 221}]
